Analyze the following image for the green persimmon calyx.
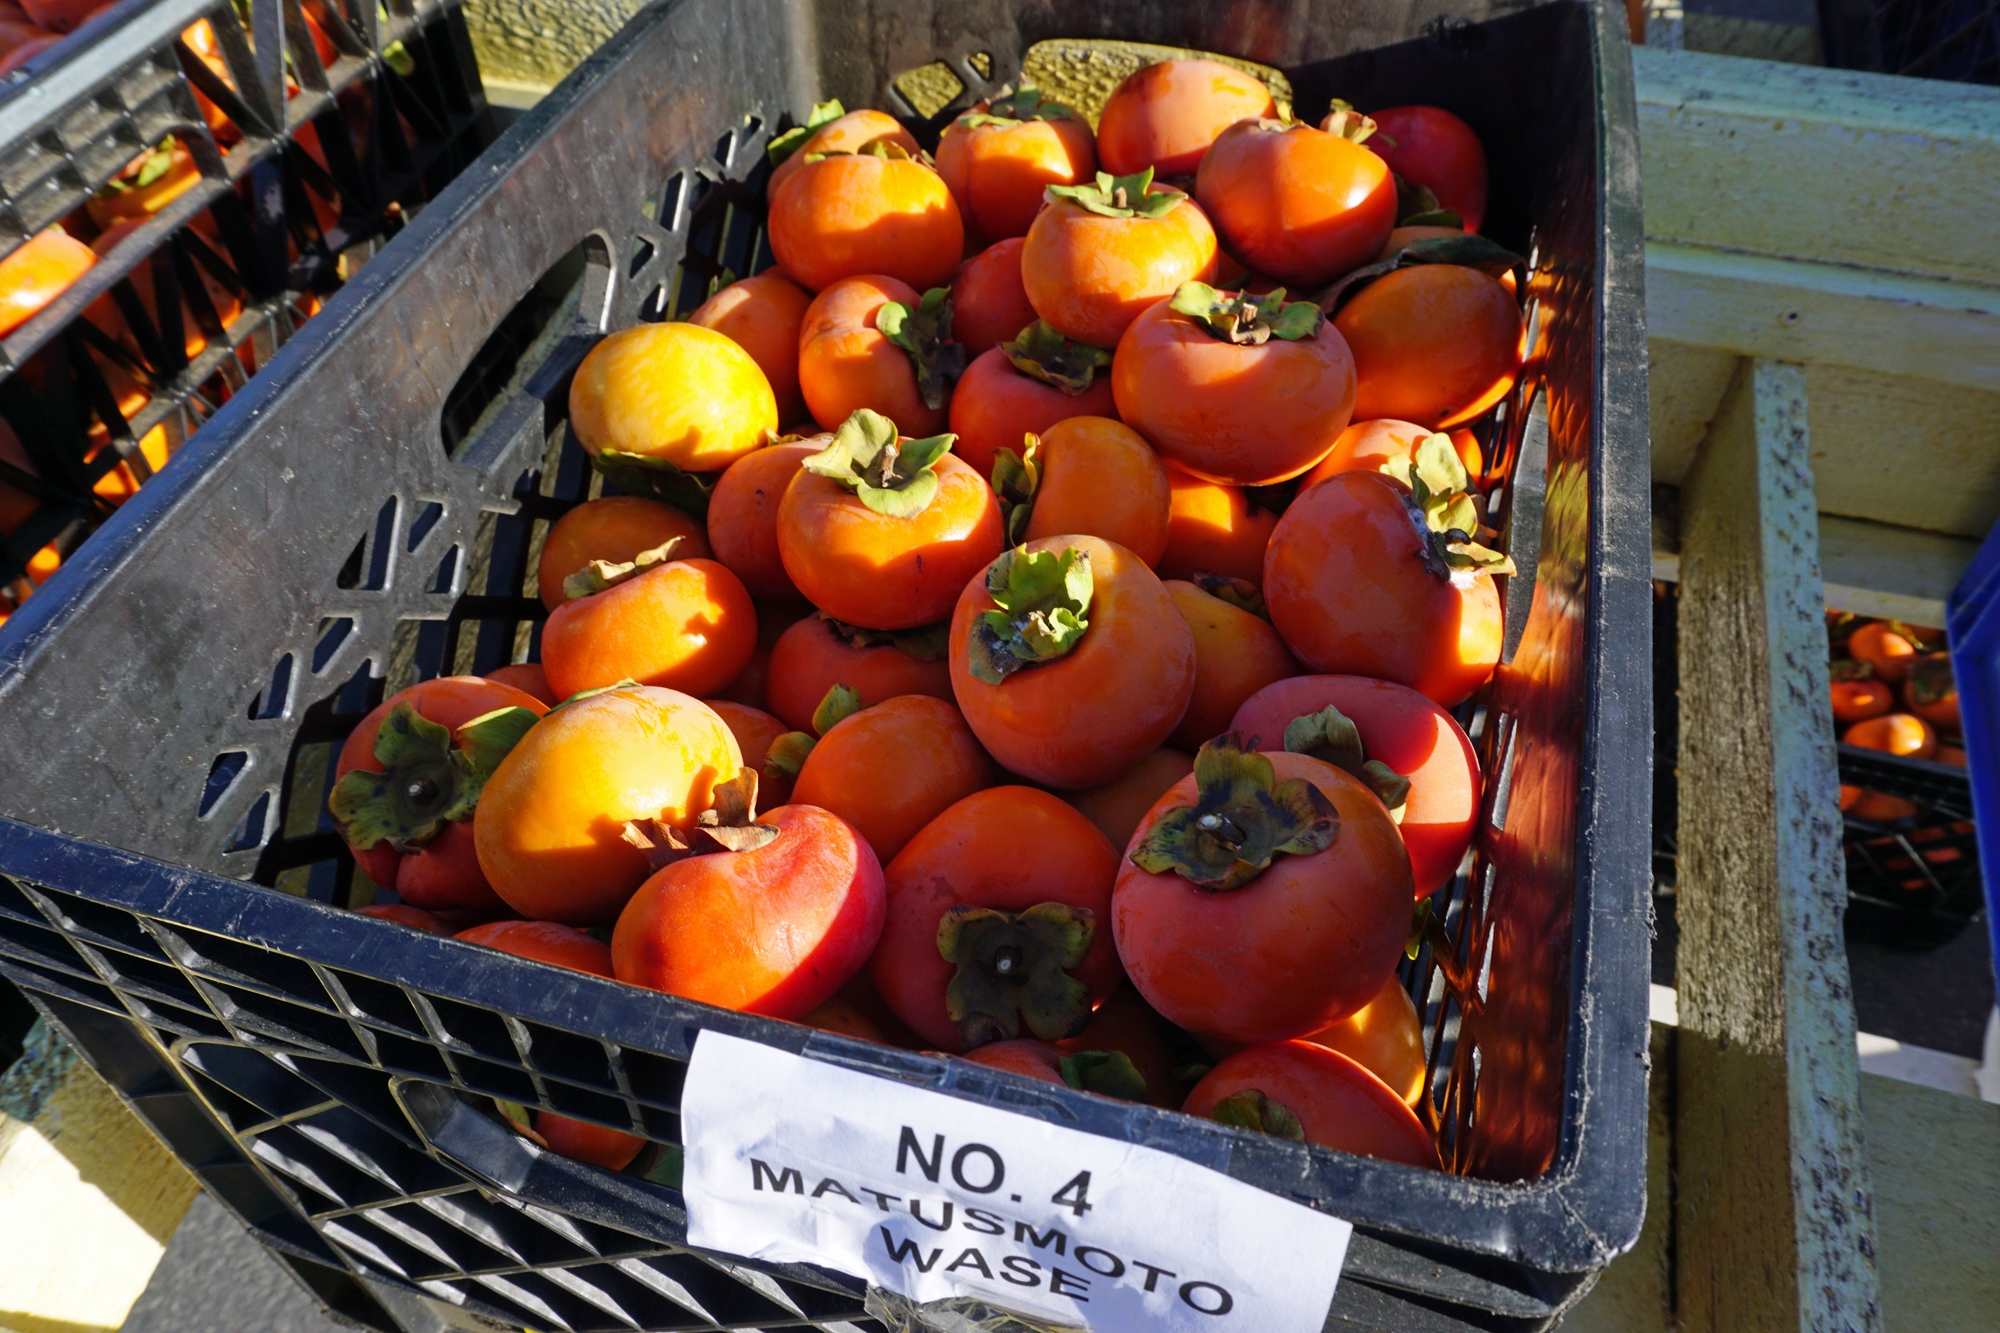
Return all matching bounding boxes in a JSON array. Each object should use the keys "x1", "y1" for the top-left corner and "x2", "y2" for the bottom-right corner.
[
  {"x1": 587, "y1": 449, "x2": 716, "y2": 520},
  {"x1": 1829, "y1": 658, "x2": 1874, "y2": 682},
  {"x1": 1384, "y1": 432, "x2": 1514, "y2": 578},
  {"x1": 107, "y1": 138, "x2": 180, "y2": 194},
  {"x1": 1316, "y1": 232, "x2": 1527, "y2": 316},
  {"x1": 1171, "y1": 281, "x2": 1324, "y2": 346},
  {"x1": 821, "y1": 612, "x2": 950, "y2": 663},
  {"x1": 1129, "y1": 733, "x2": 1338, "y2": 891},
  {"x1": 621, "y1": 768, "x2": 780, "y2": 870},
  {"x1": 966, "y1": 544, "x2": 1092, "y2": 684},
  {"x1": 1394, "y1": 176, "x2": 1464, "y2": 227},
  {"x1": 877, "y1": 287, "x2": 966, "y2": 410},
  {"x1": 1207, "y1": 1088, "x2": 1306, "y2": 1141},
  {"x1": 494, "y1": 1099, "x2": 550, "y2": 1148},
  {"x1": 1282, "y1": 705, "x2": 1411, "y2": 823},
  {"x1": 1321, "y1": 103, "x2": 1380, "y2": 145},
  {"x1": 1059, "y1": 1050, "x2": 1149, "y2": 1102},
  {"x1": 937, "y1": 901, "x2": 1096, "y2": 1045},
  {"x1": 1906, "y1": 653, "x2": 1955, "y2": 705},
  {"x1": 990, "y1": 436, "x2": 1041, "y2": 545},
  {"x1": 803, "y1": 408, "x2": 956, "y2": 518},
  {"x1": 562, "y1": 536, "x2": 689, "y2": 601},
  {"x1": 1045, "y1": 166, "x2": 1185, "y2": 220},
  {"x1": 767, "y1": 99, "x2": 844, "y2": 167},
  {"x1": 762, "y1": 684, "x2": 863, "y2": 780},
  {"x1": 1191, "y1": 572, "x2": 1268, "y2": 620},
  {"x1": 1001, "y1": 319, "x2": 1113, "y2": 394},
  {"x1": 330, "y1": 701, "x2": 540, "y2": 852},
  {"x1": 960, "y1": 84, "x2": 1079, "y2": 128}
]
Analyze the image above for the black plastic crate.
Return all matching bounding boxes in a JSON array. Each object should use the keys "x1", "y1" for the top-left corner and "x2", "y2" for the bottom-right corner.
[
  {"x1": 1838, "y1": 744, "x2": 1984, "y2": 949},
  {"x1": 0, "y1": 0, "x2": 490, "y2": 609},
  {"x1": 1820, "y1": 0, "x2": 2000, "y2": 84},
  {"x1": 0, "y1": 1, "x2": 1653, "y2": 1329}
]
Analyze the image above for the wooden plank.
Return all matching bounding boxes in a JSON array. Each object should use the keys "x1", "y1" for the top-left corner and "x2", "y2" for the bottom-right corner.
[
  {"x1": 1860, "y1": 1074, "x2": 2000, "y2": 1333},
  {"x1": 1634, "y1": 48, "x2": 2000, "y2": 285},
  {"x1": 1650, "y1": 340, "x2": 1739, "y2": 486},
  {"x1": 1818, "y1": 515, "x2": 1980, "y2": 625},
  {"x1": 1805, "y1": 364, "x2": 2000, "y2": 539},
  {"x1": 1647, "y1": 244, "x2": 2000, "y2": 394},
  {"x1": 1559, "y1": 1022, "x2": 1676, "y2": 1333},
  {"x1": 1673, "y1": 359, "x2": 1881, "y2": 1333}
]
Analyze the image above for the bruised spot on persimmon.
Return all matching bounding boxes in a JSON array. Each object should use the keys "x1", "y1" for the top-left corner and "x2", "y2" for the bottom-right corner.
[
  {"x1": 965, "y1": 544, "x2": 1092, "y2": 683},
  {"x1": 938, "y1": 900, "x2": 1096, "y2": 1046},
  {"x1": 329, "y1": 701, "x2": 539, "y2": 852},
  {"x1": 1128, "y1": 733, "x2": 1337, "y2": 891}
]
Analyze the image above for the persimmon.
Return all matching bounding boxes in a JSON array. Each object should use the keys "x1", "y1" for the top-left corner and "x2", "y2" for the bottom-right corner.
[
  {"x1": 937, "y1": 86, "x2": 1095, "y2": 242},
  {"x1": 1843, "y1": 712, "x2": 1936, "y2": 760},
  {"x1": 797, "y1": 275, "x2": 952, "y2": 437},
  {"x1": 687, "y1": 271, "x2": 814, "y2": 425},
  {"x1": 1849, "y1": 621, "x2": 1918, "y2": 683},
  {"x1": 1163, "y1": 580, "x2": 1299, "y2": 751},
  {"x1": 947, "y1": 330, "x2": 1118, "y2": 479},
  {"x1": 1301, "y1": 418, "x2": 1431, "y2": 489},
  {"x1": 765, "y1": 611, "x2": 953, "y2": 733},
  {"x1": 1848, "y1": 791, "x2": 1916, "y2": 822},
  {"x1": 1184, "y1": 1041, "x2": 1436, "y2": 1167},
  {"x1": 705, "y1": 699, "x2": 794, "y2": 803},
  {"x1": 1158, "y1": 465, "x2": 1279, "y2": 584},
  {"x1": 356, "y1": 903, "x2": 453, "y2": 934},
  {"x1": 457, "y1": 919, "x2": 614, "y2": 976},
  {"x1": 613, "y1": 780, "x2": 886, "y2": 1019},
  {"x1": 330, "y1": 678, "x2": 547, "y2": 912},
  {"x1": 706, "y1": 442, "x2": 816, "y2": 599},
  {"x1": 1195, "y1": 119, "x2": 1396, "y2": 287},
  {"x1": 474, "y1": 686, "x2": 741, "y2": 924},
  {"x1": 767, "y1": 106, "x2": 919, "y2": 200},
  {"x1": 1303, "y1": 972, "x2": 1427, "y2": 1105},
  {"x1": 533, "y1": 1113, "x2": 646, "y2": 1171},
  {"x1": 1265, "y1": 440, "x2": 1509, "y2": 707},
  {"x1": 995, "y1": 415, "x2": 1169, "y2": 567},
  {"x1": 536, "y1": 496, "x2": 709, "y2": 610},
  {"x1": 950, "y1": 236, "x2": 1037, "y2": 356},
  {"x1": 1334, "y1": 264, "x2": 1521, "y2": 429},
  {"x1": 482, "y1": 664, "x2": 556, "y2": 706},
  {"x1": 787, "y1": 692, "x2": 995, "y2": 863},
  {"x1": 87, "y1": 138, "x2": 201, "y2": 229},
  {"x1": 0, "y1": 31, "x2": 52, "y2": 73},
  {"x1": 541, "y1": 544, "x2": 756, "y2": 700},
  {"x1": 1114, "y1": 737, "x2": 1412, "y2": 1043},
  {"x1": 1937, "y1": 746, "x2": 1967, "y2": 767},
  {"x1": 0, "y1": 18, "x2": 53, "y2": 52},
  {"x1": 1021, "y1": 168, "x2": 1218, "y2": 349},
  {"x1": 1904, "y1": 654, "x2": 1958, "y2": 729},
  {"x1": 1114, "y1": 283, "x2": 1356, "y2": 485},
  {"x1": 949, "y1": 536, "x2": 1196, "y2": 788},
  {"x1": 1362, "y1": 105, "x2": 1488, "y2": 233},
  {"x1": 568, "y1": 323, "x2": 776, "y2": 477},
  {"x1": 871, "y1": 785, "x2": 1123, "y2": 1051},
  {"x1": 803, "y1": 995, "x2": 886, "y2": 1042},
  {"x1": 1064, "y1": 748, "x2": 1193, "y2": 851},
  {"x1": 1829, "y1": 677, "x2": 1894, "y2": 725},
  {"x1": 768, "y1": 149, "x2": 963, "y2": 294},
  {"x1": 776, "y1": 409, "x2": 1002, "y2": 630},
  {"x1": 960, "y1": 1039, "x2": 1068, "y2": 1084},
  {"x1": 1233, "y1": 674, "x2": 1480, "y2": 899},
  {"x1": 1055, "y1": 983, "x2": 1186, "y2": 1108},
  {"x1": 1096, "y1": 60, "x2": 1276, "y2": 177},
  {"x1": 0, "y1": 226, "x2": 93, "y2": 338}
]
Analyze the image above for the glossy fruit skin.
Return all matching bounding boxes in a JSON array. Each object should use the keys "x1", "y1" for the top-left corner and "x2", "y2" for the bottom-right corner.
[
  {"x1": 1113, "y1": 296, "x2": 1356, "y2": 486},
  {"x1": 706, "y1": 443, "x2": 816, "y2": 600},
  {"x1": 778, "y1": 451, "x2": 1003, "y2": 631},
  {"x1": 475, "y1": 687, "x2": 742, "y2": 925},
  {"x1": 1265, "y1": 471, "x2": 1503, "y2": 708},
  {"x1": 569, "y1": 323, "x2": 777, "y2": 473},
  {"x1": 1830, "y1": 678, "x2": 1894, "y2": 725},
  {"x1": 1904, "y1": 670, "x2": 1960, "y2": 729},
  {"x1": 1096, "y1": 60, "x2": 1276, "y2": 177},
  {"x1": 1304, "y1": 973, "x2": 1428, "y2": 1104},
  {"x1": 1300, "y1": 418, "x2": 1431, "y2": 490},
  {"x1": 871, "y1": 786, "x2": 1123, "y2": 1052},
  {"x1": 537, "y1": 496, "x2": 710, "y2": 610},
  {"x1": 765, "y1": 614, "x2": 955, "y2": 733},
  {"x1": 951, "y1": 237, "x2": 1038, "y2": 356},
  {"x1": 1055, "y1": 983, "x2": 1186, "y2": 1107},
  {"x1": 1363, "y1": 106, "x2": 1488, "y2": 233},
  {"x1": 1164, "y1": 581, "x2": 1300, "y2": 750},
  {"x1": 613, "y1": 803, "x2": 886, "y2": 1019},
  {"x1": 1023, "y1": 416, "x2": 1170, "y2": 567},
  {"x1": 1195, "y1": 121, "x2": 1397, "y2": 287},
  {"x1": 1064, "y1": 748, "x2": 1193, "y2": 851},
  {"x1": 767, "y1": 109, "x2": 919, "y2": 199},
  {"x1": 950, "y1": 535, "x2": 1196, "y2": 789},
  {"x1": 1114, "y1": 751, "x2": 1413, "y2": 1044},
  {"x1": 542, "y1": 557, "x2": 757, "y2": 701},
  {"x1": 947, "y1": 345, "x2": 1118, "y2": 480},
  {"x1": 705, "y1": 699, "x2": 793, "y2": 802},
  {"x1": 798, "y1": 275, "x2": 947, "y2": 436},
  {"x1": 1843, "y1": 712, "x2": 1936, "y2": 759},
  {"x1": 769, "y1": 153, "x2": 964, "y2": 294},
  {"x1": 961, "y1": 1039, "x2": 1068, "y2": 1084},
  {"x1": 938, "y1": 111, "x2": 1096, "y2": 242},
  {"x1": 1848, "y1": 622, "x2": 1917, "y2": 683},
  {"x1": 1022, "y1": 193, "x2": 1218, "y2": 349},
  {"x1": 1183, "y1": 1041, "x2": 1436, "y2": 1167},
  {"x1": 357, "y1": 903, "x2": 453, "y2": 934},
  {"x1": 457, "y1": 919, "x2": 615, "y2": 977},
  {"x1": 536, "y1": 1113, "x2": 645, "y2": 1171},
  {"x1": 688, "y1": 272, "x2": 815, "y2": 425},
  {"x1": 0, "y1": 227, "x2": 93, "y2": 338},
  {"x1": 791, "y1": 695, "x2": 996, "y2": 863},
  {"x1": 1335, "y1": 265, "x2": 1522, "y2": 430},
  {"x1": 802, "y1": 995, "x2": 887, "y2": 1042},
  {"x1": 1233, "y1": 674, "x2": 1481, "y2": 899},
  {"x1": 335, "y1": 678, "x2": 550, "y2": 912},
  {"x1": 1158, "y1": 465, "x2": 1278, "y2": 584},
  {"x1": 485, "y1": 663, "x2": 558, "y2": 706}
]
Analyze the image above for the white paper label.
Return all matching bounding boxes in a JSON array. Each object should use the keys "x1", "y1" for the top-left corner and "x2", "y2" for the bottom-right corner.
[{"x1": 681, "y1": 1032, "x2": 1353, "y2": 1333}]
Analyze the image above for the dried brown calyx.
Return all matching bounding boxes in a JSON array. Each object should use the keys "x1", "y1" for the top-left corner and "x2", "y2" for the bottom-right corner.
[
  {"x1": 1906, "y1": 653, "x2": 1956, "y2": 707},
  {"x1": 1383, "y1": 432, "x2": 1514, "y2": 579},
  {"x1": 620, "y1": 769, "x2": 781, "y2": 871},
  {"x1": 819, "y1": 613, "x2": 950, "y2": 663},
  {"x1": 1169, "y1": 281, "x2": 1324, "y2": 345},
  {"x1": 938, "y1": 902, "x2": 1097, "y2": 1046},
  {"x1": 1282, "y1": 704, "x2": 1411, "y2": 823},
  {"x1": 330, "y1": 701, "x2": 540, "y2": 852},
  {"x1": 561, "y1": 536, "x2": 689, "y2": 601},
  {"x1": 1128, "y1": 733, "x2": 1338, "y2": 891},
  {"x1": 877, "y1": 287, "x2": 966, "y2": 410},
  {"x1": 1001, "y1": 320, "x2": 1113, "y2": 394}
]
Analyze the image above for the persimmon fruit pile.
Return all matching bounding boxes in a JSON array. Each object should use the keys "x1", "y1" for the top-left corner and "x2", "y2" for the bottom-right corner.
[
  {"x1": 335, "y1": 61, "x2": 1546, "y2": 1176},
  {"x1": 1827, "y1": 614, "x2": 1968, "y2": 839}
]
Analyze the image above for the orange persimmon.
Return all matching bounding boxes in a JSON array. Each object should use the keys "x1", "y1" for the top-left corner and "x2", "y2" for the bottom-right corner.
[
  {"x1": 1095, "y1": 60, "x2": 1276, "y2": 177},
  {"x1": 1849, "y1": 621, "x2": 1919, "y2": 683},
  {"x1": 797, "y1": 274, "x2": 949, "y2": 437},
  {"x1": 1163, "y1": 580, "x2": 1300, "y2": 751},
  {"x1": 947, "y1": 337, "x2": 1118, "y2": 479},
  {"x1": 1021, "y1": 169, "x2": 1218, "y2": 349},
  {"x1": 1063, "y1": 748, "x2": 1194, "y2": 851},
  {"x1": 1334, "y1": 265, "x2": 1522, "y2": 429},
  {"x1": 767, "y1": 108, "x2": 919, "y2": 200},
  {"x1": 536, "y1": 496, "x2": 709, "y2": 610},
  {"x1": 768, "y1": 150, "x2": 963, "y2": 294},
  {"x1": 541, "y1": 551, "x2": 756, "y2": 701},
  {"x1": 1843, "y1": 712, "x2": 1936, "y2": 760},
  {"x1": 568, "y1": 322, "x2": 776, "y2": 474},
  {"x1": 950, "y1": 236, "x2": 1038, "y2": 356},
  {"x1": 1904, "y1": 653, "x2": 1959, "y2": 730},
  {"x1": 687, "y1": 271, "x2": 814, "y2": 426},
  {"x1": 764, "y1": 612, "x2": 954, "y2": 733},
  {"x1": 1184, "y1": 1041, "x2": 1436, "y2": 1167},
  {"x1": 1011, "y1": 415, "x2": 1169, "y2": 567},
  {"x1": 1195, "y1": 119, "x2": 1397, "y2": 287},
  {"x1": 706, "y1": 442, "x2": 816, "y2": 600},
  {"x1": 0, "y1": 226, "x2": 94, "y2": 338},
  {"x1": 1830, "y1": 677, "x2": 1894, "y2": 725},
  {"x1": 937, "y1": 86, "x2": 1096, "y2": 242},
  {"x1": 485, "y1": 663, "x2": 558, "y2": 706},
  {"x1": 1157, "y1": 464, "x2": 1279, "y2": 584},
  {"x1": 1300, "y1": 418, "x2": 1432, "y2": 489},
  {"x1": 960, "y1": 1039, "x2": 1069, "y2": 1084},
  {"x1": 705, "y1": 699, "x2": 794, "y2": 802},
  {"x1": 789, "y1": 693, "x2": 996, "y2": 862}
]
